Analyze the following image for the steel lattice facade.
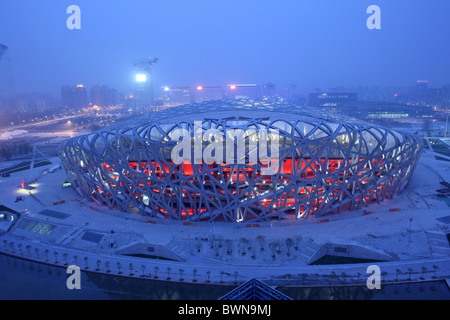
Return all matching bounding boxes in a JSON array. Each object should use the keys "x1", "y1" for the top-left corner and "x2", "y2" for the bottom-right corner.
[{"x1": 58, "y1": 99, "x2": 423, "y2": 222}]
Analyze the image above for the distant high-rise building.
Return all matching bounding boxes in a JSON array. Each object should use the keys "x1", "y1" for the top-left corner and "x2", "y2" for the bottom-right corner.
[
  {"x1": 73, "y1": 84, "x2": 89, "y2": 109},
  {"x1": 101, "y1": 85, "x2": 112, "y2": 107},
  {"x1": 162, "y1": 86, "x2": 191, "y2": 107},
  {"x1": 110, "y1": 87, "x2": 118, "y2": 106},
  {"x1": 90, "y1": 84, "x2": 120, "y2": 107},
  {"x1": 90, "y1": 85, "x2": 102, "y2": 106},
  {"x1": 278, "y1": 85, "x2": 298, "y2": 102},
  {"x1": 415, "y1": 80, "x2": 429, "y2": 105},
  {"x1": 194, "y1": 85, "x2": 224, "y2": 103},
  {"x1": 442, "y1": 85, "x2": 450, "y2": 106},
  {"x1": 224, "y1": 84, "x2": 260, "y2": 100},
  {"x1": 426, "y1": 88, "x2": 443, "y2": 106},
  {"x1": 309, "y1": 92, "x2": 358, "y2": 108},
  {"x1": 61, "y1": 85, "x2": 74, "y2": 108},
  {"x1": 262, "y1": 83, "x2": 276, "y2": 100},
  {"x1": 14, "y1": 93, "x2": 56, "y2": 113},
  {"x1": 61, "y1": 84, "x2": 89, "y2": 109}
]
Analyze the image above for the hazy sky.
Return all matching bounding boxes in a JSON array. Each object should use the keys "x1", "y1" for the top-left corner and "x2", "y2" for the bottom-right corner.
[{"x1": 1, "y1": 0, "x2": 450, "y2": 96}]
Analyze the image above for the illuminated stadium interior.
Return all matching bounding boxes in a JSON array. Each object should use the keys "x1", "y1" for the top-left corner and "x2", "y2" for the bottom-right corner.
[{"x1": 58, "y1": 99, "x2": 423, "y2": 222}]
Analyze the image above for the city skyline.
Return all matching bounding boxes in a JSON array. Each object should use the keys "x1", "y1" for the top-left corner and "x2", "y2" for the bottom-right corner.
[
  {"x1": 2, "y1": 79, "x2": 450, "y2": 115},
  {"x1": 1, "y1": 1, "x2": 450, "y2": 96}
]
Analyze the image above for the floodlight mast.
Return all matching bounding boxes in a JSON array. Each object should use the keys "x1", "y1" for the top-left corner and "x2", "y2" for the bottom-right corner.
[
  {"x1": 133, "y1": 57, "x2": 159, "y2": 109},
  {"x1": 147, "y1": 57, "x2": 159, "y2": 108}
]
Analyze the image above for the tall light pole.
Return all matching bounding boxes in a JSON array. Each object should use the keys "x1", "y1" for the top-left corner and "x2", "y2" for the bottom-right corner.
[
  {"x1": 147, "y1": 57, "x2": 159, "y2": 108},
  {"x1": 134, "y1": 57, "x2": 158, "y2": 111}
]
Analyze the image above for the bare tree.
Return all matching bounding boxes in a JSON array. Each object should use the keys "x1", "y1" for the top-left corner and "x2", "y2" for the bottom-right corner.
[
  {"x1": 421, "y1": 266, "x2": 427, "y2": 279},
  {"x1": 129, "y1": 263, "x2": 134, "y2": 276},
  {"x1": 433, "y1": 265, "x2": 439, "y2": 278},
  {"x1": 407, "y1": 268, "x2": 413, "y2": 280},
  {"x1": 269, "y1": 242, "x2": 277, "y2": 259},
  {"x1": 396, "y1": 269, "x2": 401, "y2": 281},
  {"x1": 179, "y1": 268, "x2": 185, "y2": 281},
  {"x1": 256, "y1": 235, "x2": 266, "y2": 252},
  {"x1": 294, "y1": 235, "x2": 302, "y2": 251},
  {"x1": 285, "y1": 238, "x2": 294, "y2": 257},
  {"x1": 239, "y1": 238, "x2": 249, "y2": 256},
  {"x1": 225, "y1": 239, "x2": 233, "y2": 255},
  {"x1": 193, "y1": 268, "x2": 198, "y2": 282}
]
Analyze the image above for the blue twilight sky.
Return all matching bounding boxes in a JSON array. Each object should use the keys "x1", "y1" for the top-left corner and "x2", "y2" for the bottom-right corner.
[{"x1": 0, "y1": 0, "x2": 449, "y2": 96}]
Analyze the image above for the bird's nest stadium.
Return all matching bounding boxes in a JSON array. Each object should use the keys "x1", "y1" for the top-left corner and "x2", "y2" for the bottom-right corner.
[{"x1": 58, "y1": 99, "x2": 423, "y2": 222}]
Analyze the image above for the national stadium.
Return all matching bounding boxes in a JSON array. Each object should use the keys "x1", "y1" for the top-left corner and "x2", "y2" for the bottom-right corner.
[{"x1": 58, "y1": 99, "x2": 423, "y2": 222}]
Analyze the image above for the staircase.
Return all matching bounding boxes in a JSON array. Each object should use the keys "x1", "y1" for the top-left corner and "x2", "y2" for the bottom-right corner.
[
  {"x1": 427, "y1": 232, "x2": 450, "y2": 257},
  {"x1": 297, "y1": 240, "x2": 322, "y2": 264},
  {"x1": 164, "y1": 239, "x2": 191, "y2": 260}
]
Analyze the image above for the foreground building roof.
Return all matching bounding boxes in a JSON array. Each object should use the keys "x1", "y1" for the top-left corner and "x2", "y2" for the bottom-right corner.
[{"x1": 219, "y1": 278, "x2": 292, "y2": 300}]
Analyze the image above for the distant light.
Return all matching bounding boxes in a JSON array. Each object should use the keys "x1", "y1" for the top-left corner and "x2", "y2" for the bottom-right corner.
[
  {"x1": 76, "y1": 84, "x2": 84, "y2": 88},
  {"x1": 164, "y1": 86, "x2": 170, "y2": 91},
  {"x1": 230, "y1": 85, "x2": 236, "y2": 90},
  {"x1": 196, "y1": 86, "x2": 203, "y2": 91},
  {"x1": 136, "y1": 74, "x2": 147, "y2": 82}
]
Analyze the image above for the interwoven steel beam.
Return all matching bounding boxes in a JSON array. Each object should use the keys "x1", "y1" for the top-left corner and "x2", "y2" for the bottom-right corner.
[{"x1": 58, "y1": 99, "x2": 423, "y2": 222}]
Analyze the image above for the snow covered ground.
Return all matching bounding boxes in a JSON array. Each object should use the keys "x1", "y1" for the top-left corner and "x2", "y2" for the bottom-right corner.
[{"x1": 0, "y1": 148, "x2": 449, "y2": 286}]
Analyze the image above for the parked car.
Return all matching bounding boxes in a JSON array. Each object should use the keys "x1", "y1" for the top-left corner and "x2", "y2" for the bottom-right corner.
[{"x1": 62, "y1": 179, "x2": 72, "y2": 188}]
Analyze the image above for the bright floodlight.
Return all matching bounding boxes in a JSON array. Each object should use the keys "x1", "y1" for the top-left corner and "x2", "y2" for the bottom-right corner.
[{"x1": 135, "y1": 74, "x2": 147, "y2": 82}]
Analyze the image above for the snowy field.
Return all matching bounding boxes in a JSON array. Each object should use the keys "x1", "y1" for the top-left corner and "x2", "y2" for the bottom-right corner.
[{"x1": 0, "y1": 148, "x2": 449, "y2": 286}]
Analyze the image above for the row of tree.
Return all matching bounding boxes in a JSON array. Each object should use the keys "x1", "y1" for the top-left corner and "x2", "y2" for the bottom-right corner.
[
  {"x1": 0, "y1": 142, "x2": 32, "y2": 161},
  {"x1": 2, "y1": 240, "x2": 443, "y2": 286}
]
